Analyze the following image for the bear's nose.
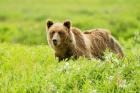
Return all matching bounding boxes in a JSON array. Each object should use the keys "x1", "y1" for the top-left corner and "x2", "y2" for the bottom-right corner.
[{"x1": 52, "y1": 39, "x2": 57, "y2": 45}]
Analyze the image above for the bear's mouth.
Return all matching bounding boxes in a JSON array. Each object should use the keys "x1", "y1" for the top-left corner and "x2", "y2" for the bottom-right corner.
[{"x1": 53, "y1": 42, "x2": 57, "y2": 46}]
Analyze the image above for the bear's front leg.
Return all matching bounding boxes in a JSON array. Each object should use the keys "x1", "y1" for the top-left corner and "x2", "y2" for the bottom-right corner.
[{"x1": 55, "y1": 52, "x2": 64, "y2": 62}]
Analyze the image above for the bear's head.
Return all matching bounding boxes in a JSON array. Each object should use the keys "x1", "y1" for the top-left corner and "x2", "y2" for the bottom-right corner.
[{"x1": 46, "y1": 20, "x2": 71, "y2": 48}]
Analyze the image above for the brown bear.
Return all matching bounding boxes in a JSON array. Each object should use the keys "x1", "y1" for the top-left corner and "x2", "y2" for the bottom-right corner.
[{"x1": 46, "y1": 20, "x2": 124, "y2": 61}]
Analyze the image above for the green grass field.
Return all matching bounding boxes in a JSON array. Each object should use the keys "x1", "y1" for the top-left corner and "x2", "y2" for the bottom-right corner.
[{"x1": 0, "y1": 0, "x2": 140, "y2": 92}]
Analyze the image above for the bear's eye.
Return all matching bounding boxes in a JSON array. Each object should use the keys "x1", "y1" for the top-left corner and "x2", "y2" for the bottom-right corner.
[
  {"x1": 51, "y1": 31, "x2": 55, "y2": 35},
  {"x1": 58, "y1": 31, "x2": 65, "y2": 35}
]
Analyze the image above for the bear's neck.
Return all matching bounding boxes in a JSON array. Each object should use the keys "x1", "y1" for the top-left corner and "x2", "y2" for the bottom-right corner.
[
  {"x1": 54, "y1": 37, "x2": 76, "y2": 60},
  {"x1": 54, "y1": 29, "x2": 78, "y2": 60}
]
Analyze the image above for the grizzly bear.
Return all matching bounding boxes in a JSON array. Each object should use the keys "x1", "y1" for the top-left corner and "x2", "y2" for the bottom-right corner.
[{"x1": 46, "y1": 20, "x2": 124, "y2": 61}]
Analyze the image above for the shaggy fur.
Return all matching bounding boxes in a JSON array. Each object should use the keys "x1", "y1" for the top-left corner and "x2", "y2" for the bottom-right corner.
[{"x1": 46, "y1": 20, "x2": 124, "y2": 61}]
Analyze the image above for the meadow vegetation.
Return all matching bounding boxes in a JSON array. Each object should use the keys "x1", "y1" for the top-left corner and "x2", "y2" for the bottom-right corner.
[{"x1": 0, "y1": 0, "x2": 140, "y2": 92}]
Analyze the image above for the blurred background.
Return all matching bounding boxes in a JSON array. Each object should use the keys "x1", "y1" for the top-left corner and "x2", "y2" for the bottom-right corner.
[{"x1": 0, "y1": 0, "x2": 140, "y2": 45}]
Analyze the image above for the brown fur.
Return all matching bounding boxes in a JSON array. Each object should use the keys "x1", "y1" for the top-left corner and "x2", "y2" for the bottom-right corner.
[{"x1": 46, "y1": 20, "x2": 124, "y2": 61}]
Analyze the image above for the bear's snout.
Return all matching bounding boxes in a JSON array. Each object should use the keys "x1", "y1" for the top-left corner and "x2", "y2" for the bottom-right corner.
[{"x1": 52, "y1": 39, "x2": 57, "y2": 46}]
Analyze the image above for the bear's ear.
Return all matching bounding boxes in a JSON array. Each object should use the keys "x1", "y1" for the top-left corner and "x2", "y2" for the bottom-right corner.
[
  {"x1": 46, "y1": 20, "x2": 53, "y2": 29},
  {"x1": 63, "y1": 20, "x2": 71, "y2": 29}
]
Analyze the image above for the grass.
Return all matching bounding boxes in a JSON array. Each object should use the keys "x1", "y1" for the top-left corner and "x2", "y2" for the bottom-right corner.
[
  {"x1": 0, "y1": 0, "x2": 140, "y2": 44},
  {"x1": 0, "y1": 43, "x2": 140, "y2": 93},
  {"x1": 0, "y1": 0, "x2": 140, "y2": 92}
]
